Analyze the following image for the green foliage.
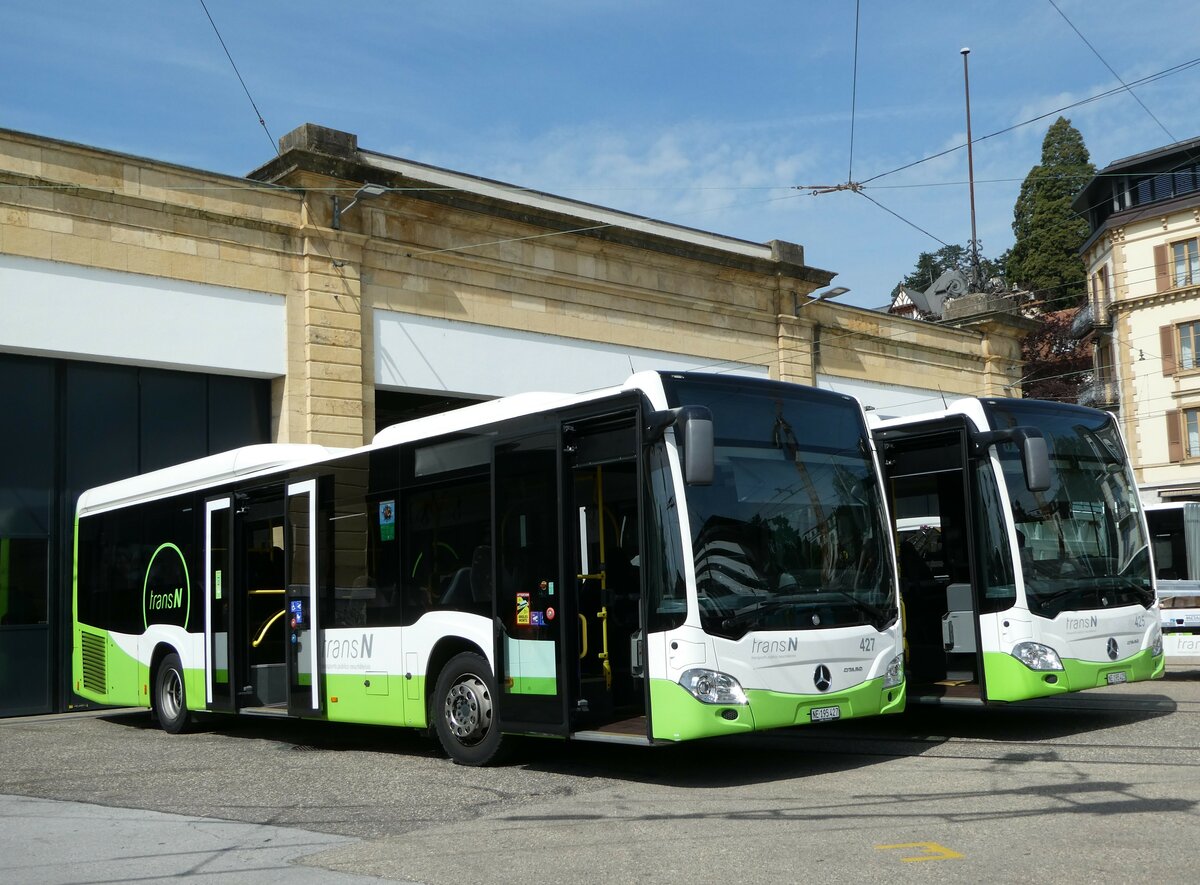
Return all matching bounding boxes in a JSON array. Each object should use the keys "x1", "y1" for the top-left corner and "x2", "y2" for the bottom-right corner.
[{"x1": 1005, "y1": 117, "x2": 1095, "y2": 307}]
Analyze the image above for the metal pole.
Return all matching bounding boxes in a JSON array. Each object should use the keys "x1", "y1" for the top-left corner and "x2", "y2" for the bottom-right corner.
[{"x1": 961, "y1": 47, "x2": 981, "y2": 291}]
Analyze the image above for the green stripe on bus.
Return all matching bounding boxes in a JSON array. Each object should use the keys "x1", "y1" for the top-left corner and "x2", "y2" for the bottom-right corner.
[
  {"x1": 507, "y1": 675, "x2": 557, "y2": 695},
  {"x1": 983, "y1": 646, "x2": 1165, "y2": 702},
  {"x1": 649, "y1": 675, "x2": 905, "y2": 742}
]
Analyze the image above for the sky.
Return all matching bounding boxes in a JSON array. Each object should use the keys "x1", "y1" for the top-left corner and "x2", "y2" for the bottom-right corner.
[{"x1": 4, "y1": 1, "x2": 1200, "y2": 310}]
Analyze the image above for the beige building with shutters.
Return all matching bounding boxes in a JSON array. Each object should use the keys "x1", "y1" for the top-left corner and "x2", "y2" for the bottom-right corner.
[{"x1": 1073, "y1": 136, "x2": 1200, "y2": 502}]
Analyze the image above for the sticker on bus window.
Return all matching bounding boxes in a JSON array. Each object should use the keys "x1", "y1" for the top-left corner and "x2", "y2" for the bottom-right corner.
[
  {"x1": 290, "y1": 598, "x2": 304, "y2": 626},
  {"x1": 215, "y1": 570, "x2": 222, "y2": 600},
  {"x1": 516, "y1": 592, "x2": 530, "y2": 625},
  {"x1": 531, "y1": 611, "x2": 545, "y2": 626},
  {"x1": 379, "y1": 501, "x2": 396, "y2": 541}
]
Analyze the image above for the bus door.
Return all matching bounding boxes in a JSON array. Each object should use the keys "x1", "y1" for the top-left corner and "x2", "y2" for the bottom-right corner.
[
  {"x1": 234, "y1": 485, "x2": 288, "y2": 711},
  {"x1": 565, "y1": 413, "x2": 647, "y2": 736},
  {"x1": 493, "y1": 433, "x2": 569, "y2": 735},
  {"x1": 881, "y1": 424, "x2": 986, "y2": 700},
  {"x1": 286, "y1": 479, "x2": 322, "y2": 717},
  {"x1": 204, "y1": 495, "x2": 234, "y2": 712}
]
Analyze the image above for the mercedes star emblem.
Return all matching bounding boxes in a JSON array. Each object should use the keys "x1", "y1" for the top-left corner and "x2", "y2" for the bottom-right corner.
[
  {"x1": 1106, "y1": 637, "x2": 1119, "y2": 661},
  {"x1": 814, "y1": 664, "x2": 833, "y2": 692}
]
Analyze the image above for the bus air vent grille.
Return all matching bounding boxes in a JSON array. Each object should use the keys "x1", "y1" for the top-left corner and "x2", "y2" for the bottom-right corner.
[{"x1": 80, "y1": 631, "x2": 106, "y2": 695}]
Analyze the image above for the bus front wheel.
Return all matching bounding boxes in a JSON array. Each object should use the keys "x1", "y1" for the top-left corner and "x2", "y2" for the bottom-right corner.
[
  {"x1": 433, "y1": 652, "x2": 503, "y2": 765},
  {"x1": 154, "y1": 653, "x2": 191, "y2": 734}
]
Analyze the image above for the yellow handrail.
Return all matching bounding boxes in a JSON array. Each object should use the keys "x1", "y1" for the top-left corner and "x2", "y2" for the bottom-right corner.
[
  {"x1": 252, "y1": 609, "x2": 285, "y2": 648},
  {"x1": 597, "y1": 606, "x2": 611, "y2": 688}
]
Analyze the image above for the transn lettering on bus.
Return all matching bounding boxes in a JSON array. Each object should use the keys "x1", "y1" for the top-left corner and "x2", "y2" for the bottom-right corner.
[
  {"x1": 751, "y1": 637, "x2": 799, "y2": 655},
  {"x1": 148, "y1": 588, "x2": 183, "y2": 611},
  {"x1": 325, "y1": 633, "x2": 375, "y2": 661}
]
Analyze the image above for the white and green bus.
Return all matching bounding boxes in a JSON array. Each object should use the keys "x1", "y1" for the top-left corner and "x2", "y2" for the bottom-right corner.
[
  {"x1": 870, "y1": 396, "x2": 1164, "y2": 704},
  {"x1": 73, "y1": 371, "x2": 904, "y2": 764}
]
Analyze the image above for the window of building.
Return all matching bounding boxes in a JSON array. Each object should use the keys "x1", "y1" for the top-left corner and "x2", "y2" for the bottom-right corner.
[
  {"x1": 1180, "y1": 322, "x2": 1200, "y2": 372},
  {"x1": 1091, "y1": 266, "x2": 1110, "y2": 317},
  {"x1": 1167, "y1": 407, "x2": 1200, "y2": 462},
  {"x1": 1188, "y1": 409, "x2": 1200, "y2": 459},
  {"x1": 1173, "y1": 239, "x2": 1200, "y2": 289}
]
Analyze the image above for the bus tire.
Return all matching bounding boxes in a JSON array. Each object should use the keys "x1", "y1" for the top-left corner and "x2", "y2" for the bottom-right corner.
[
  {"x1": 154, "y1": 653, "x2": 191, "y2": 735},
  {"x1": 432, "y1": 651, "x2": 503, "y2": 766}
]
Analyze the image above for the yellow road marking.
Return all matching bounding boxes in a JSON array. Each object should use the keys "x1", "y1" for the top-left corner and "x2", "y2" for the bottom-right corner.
[{"x1": 875, "y1": 842, "x2": 964, "y2": 862}]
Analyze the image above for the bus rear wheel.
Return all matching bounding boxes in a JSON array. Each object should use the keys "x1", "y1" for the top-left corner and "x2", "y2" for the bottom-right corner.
[
  {"x1": 154, "y1": 652, "x2": 191, "y2": 734},
  {"x1": 433, "y1": 652, "x2": 503, "y2": 765}
]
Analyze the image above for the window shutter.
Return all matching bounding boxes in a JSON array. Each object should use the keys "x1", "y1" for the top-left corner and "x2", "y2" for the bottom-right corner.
[
  {"x1": 1162, "y1": 324, "x2": 1178, "y2": 375},
  {"x1": 1167, "y1": 410, "x2": 1184, "y2": 462},
  {"x1": 1155, "y1": 244, "x2": 1170, "y2": 292}
]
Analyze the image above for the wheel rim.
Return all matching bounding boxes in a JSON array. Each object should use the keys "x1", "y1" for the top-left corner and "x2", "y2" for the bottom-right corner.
[
  {"x1": 160, "y1": 668, "x2": 183, "y2": 722},
  {"x1": 443, "y1": 672, "x2": 492, "y2": 746}
]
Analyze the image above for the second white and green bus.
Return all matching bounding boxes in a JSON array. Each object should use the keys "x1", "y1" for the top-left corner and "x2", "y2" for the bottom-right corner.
[
  {"x1": 870, "y1": 396, "x2": 1164, "y2": 703},
  {"x1": 73, "y1": 371, "x2": 904, "y2": 763}
]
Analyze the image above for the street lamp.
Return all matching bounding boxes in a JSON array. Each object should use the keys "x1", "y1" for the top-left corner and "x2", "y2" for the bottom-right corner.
[
  {"x1": 332, "y1": 183, "x2": 388, "y2": 230},
  {"x1": 794, "y1": 286, "x2": 849, "y2": 314}
]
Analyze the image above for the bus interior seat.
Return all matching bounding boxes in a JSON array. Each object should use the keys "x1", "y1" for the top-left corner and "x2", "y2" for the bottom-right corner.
[
  {"x1": 439, "y1": 567, "x2": 474, "y2": 607},
  {"x1": 470, "y1": 545, "x2": 492, "y2": 603}
]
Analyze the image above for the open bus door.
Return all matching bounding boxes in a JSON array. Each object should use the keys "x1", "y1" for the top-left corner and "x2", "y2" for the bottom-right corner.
[
  {"x1": 286, "y1": 480, "x2": 322, "y2": 717},
  {"x1": 564, "y1": 411, "x2": 648, "y2": 742},
  {"x1": 879, "y1": 422, "x2": 988, "y2": 701},
  {"x1": 204, "y1": 495, "x2": 234, "y2": 713},
  {"x1": 493, "y1": 431, "x2": 570, "y2": 736},
  {"x1": 491, "y1": 411, "x2": 649, "y2": 743}
]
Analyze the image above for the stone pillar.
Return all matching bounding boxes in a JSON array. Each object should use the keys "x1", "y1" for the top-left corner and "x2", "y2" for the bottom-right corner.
[
  {"x1": 280, "y1": 230, "x2": 368, "y2": 447},
  {"x1": 776, "y1": 314, "x2": 816, "y2": 385}
]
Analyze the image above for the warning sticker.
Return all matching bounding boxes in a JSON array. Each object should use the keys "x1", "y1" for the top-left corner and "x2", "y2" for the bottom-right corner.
[{"x1": 516, "y1": 592, "x2": 530, "y2": 625}]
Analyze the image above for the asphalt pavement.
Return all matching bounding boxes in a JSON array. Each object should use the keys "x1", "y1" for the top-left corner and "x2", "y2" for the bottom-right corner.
[{"x1": 2, "y1": 663, "x2": 1199, "y2": 884}]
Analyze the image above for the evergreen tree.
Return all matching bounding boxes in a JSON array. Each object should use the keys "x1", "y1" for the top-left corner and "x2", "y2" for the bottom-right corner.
[{"x1": 1005, "y1": 117, "x2": 1095, "y2": 307}]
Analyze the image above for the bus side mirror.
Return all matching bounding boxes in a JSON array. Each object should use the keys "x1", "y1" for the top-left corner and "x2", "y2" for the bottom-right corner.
[
  {"x1": 976, "y1": 426, "x2": 1050, "y2": 493},
  {"x1": 1019, "y1": 433, "x2": 1051, "y2": 493},
  {"x1": 677, "y1": 406, "x2": 714, "y2": 486},
  {"x1": 644, "y1": 406, "x2": 714, "y2": 485}
]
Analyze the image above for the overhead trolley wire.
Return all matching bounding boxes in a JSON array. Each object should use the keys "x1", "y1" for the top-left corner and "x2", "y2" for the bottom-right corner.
[
  {"x1": 1047, "y1": 0, "x2": 1178, "y2": 145},
  {"x1": 858, "y1": 55, "x2": 1200, "y2": 187},
  {"x1": 198, "y1": 0, "x2": 277, "y2": 156}
]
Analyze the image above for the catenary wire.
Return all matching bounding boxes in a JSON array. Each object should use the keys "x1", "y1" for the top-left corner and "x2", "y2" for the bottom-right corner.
[{"x1": 197, "y1": 0, "x2": 277, "y2": 157}]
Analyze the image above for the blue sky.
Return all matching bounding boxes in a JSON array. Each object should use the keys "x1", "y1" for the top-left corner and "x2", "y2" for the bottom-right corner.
[{"x1": 4, "y1": 1, "x2": 1200, "y2": 308}]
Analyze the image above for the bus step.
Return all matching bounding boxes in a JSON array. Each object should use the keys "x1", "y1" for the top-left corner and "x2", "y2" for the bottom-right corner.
[{"x1": 570, "y1": 729, "x2": 653, "y2": 746}]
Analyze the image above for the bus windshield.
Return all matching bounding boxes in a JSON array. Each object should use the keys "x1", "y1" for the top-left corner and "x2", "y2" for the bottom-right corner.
[
  {"x1": 663, "y1": 376, "x2": 896, "y2": 639},
  {"x1": 982, "y1": 400, "x2": 1154, "y2": 618}
]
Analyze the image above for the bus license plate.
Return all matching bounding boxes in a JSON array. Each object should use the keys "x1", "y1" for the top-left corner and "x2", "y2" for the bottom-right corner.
[
  {"x1": 1106, "y1": 672, "x2": 1128, "y2": 685},
  {"x1": 810, "y1": 705, "x2": 841, "y2": 722}
]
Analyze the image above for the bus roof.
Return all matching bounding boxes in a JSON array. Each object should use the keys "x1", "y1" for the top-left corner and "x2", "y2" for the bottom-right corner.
[
  {"x1": 75, "y1": 444, "x2": 341, "y2": 517},
  {"x1": 75, "y1": 372, "x2": 670, "y2": 518}
]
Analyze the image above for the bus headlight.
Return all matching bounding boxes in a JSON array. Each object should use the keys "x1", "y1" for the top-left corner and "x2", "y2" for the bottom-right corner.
[
  {"x1": 1011, "y1": 641, "x2": 1064, "y2": 671},
  {"x1": 883, "y1": 653, "x2": 904, "y2": 688},
  {"x1": 679, "y1": 669, "x2": 748, "y2": 705},
  {"x1": 1151, "y1": 625, "x2": 1164, "y2": 657}
]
